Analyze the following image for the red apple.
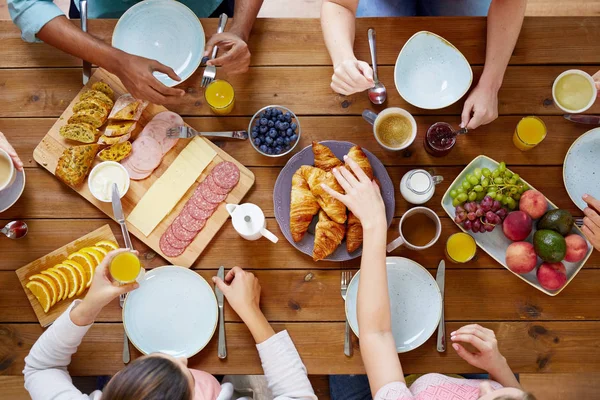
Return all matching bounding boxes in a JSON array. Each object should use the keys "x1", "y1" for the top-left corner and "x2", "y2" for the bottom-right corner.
[
  {"x1": 564, "y1": 234, "x2": 588, "y2": 263},
  {"x1": 536, "y1": 262, "x2": 567, "y2": 291},
  {"x1": 519, "y1": 190, "x2": 548, "y2": 220},
  {"x1": 503, "y1": 211, "x2": 533, "y2": 241},
  {"x1": 506, "y1": 242, "x2": 538, "y2": 274}
]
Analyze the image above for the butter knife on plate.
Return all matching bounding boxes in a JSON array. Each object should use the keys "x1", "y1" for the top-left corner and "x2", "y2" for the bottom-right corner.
[
  {"x1": 564, "y1": 114, "x2": 600, "y2": 125},
  {"x1": 435, "y1": 260, "x2": 445, "y2": 353},
  {"x1": 215, "y1": 266, "x2": 227, "y2": 359}
]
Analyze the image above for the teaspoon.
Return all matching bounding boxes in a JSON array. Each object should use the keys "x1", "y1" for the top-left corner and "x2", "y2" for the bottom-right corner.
[
  {"x1": 1, "y1": 220, "x2": 28, "y2": 239},
  {"x1": 367, "y1": 28, "x2": 387, "y2": 105}
]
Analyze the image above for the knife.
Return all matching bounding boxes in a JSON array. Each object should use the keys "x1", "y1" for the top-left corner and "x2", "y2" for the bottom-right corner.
[
  {"x1": 215, "y1": 266, "x2": 227, "y2": 359},
  {"x1": 80, "y1": 0, "x2": 91, "y2": 85},
  {"x1": 564, "y1": 114, "x2": 600, "y2": 125},
  {"x1": 111, "y1": 183, "x2": 133, "y2": 250},
  {"x1": 435, "y1": 260, "x2": 445, "y2": 353}
]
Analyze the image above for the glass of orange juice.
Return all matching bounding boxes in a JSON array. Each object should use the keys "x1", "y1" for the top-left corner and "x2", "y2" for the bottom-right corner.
[
  {"x1": 513, "y1": 116, "x2": 547, "y2": 151},
  {"x1": 204, "y1": 79, "x2": 235, "y2": 115},
  {"x1": 109, "y1": 252, "x2": 142, "y2": 284},
  {"x1": 445, "y1": 232, "x2": 477, "y2": 263}
]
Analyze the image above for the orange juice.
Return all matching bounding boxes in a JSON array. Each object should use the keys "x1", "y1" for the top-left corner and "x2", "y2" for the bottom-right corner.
[
  {"x1": 513, "y1": 116, "x2": 546, "y2": 151},
  {"x1": 109, "y1": 252, "x2": 141, "y2": 284},
  {"x1": 204, "y1": 80, "x2": 235, "y2": 115},
  {"x1": 446, "y1": 233, "x2": 477, "y2": 263}
]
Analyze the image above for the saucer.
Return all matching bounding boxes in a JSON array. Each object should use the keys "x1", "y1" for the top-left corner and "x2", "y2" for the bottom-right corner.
[{"x1": 0, "y1": 169, "x2": 25, "y2": 213}]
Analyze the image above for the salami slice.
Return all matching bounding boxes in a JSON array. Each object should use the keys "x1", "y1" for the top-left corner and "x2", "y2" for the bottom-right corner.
[
  {"x1": 206, "y1": 174, "x2": 230, "y2": 196},
  {"x1": 129, "y1": 136, "x2": 163, "y2": 171},
  {"x1": 159, "y1": 234, "x2": 185, "y2": 257},
  {"x1": 163, "y1": 226, "x2": 192, "y2": 249},
  {"x1": 211, "y1": 162, "x2": 240, "y2": 189},
  {"x1": 179, "y1": 208, "x2": 207, "y2": 231},
  {"x1": 171, "y1": 217, "x2": 199, "y2": 241},
  {"x1": 185, "y1": 201, "x2": 214, "y2": 220},
  {"x1": 198, "y1": 181, "x2": 228, "y2": 204},
  {"x1": 191, "y1": 191, "x2": 219, "y2": 211}
]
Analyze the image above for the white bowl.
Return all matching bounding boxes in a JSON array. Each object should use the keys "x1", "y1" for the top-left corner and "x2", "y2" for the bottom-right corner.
[
  {"x1": 394, "y1": 31, "x2": 473, "y2": 110},
  {"x1": 88, "y1": 161, "x2": 130, "y2": 203},
  {"x1": 552, "y1": 69, "x2": 597, "y2": 114}
]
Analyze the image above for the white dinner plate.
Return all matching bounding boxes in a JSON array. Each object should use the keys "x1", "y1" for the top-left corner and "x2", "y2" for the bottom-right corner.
[
  {"x1": 112, "y1": 0, "x2": 205, "y2": 87},
  {"x1": 123, "y1": 266, "x2": 218, "y2": 358},
  {"x1": 345, "y1": 257, "x2": 442, "y2": 353},
  {"x1": 563, "y1": 127, "x2": 600, "y2": 211}
]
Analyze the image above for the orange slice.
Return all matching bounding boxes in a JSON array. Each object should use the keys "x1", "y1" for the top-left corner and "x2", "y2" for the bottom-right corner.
[
  {"x1": 41, "y1": 269, "x2": 65, "y2": 302},
  {"x1": 68, "y1": 251, "x2": 96, "y2": 274},
  {"x1": 65, "y1": 257, "x2": 93, "y2": 289},
  {"x1": 48, "y1": 267, "x2": 70, "y2": 300},
  {"x1": 29, "y1": 274, "x2": 59, "y2": 306},
  {"x1": 95, "y1": 240, "x2": 118, "y2": 251},
  {"x1": 79, "y1": 247, "x2": 104, "y2": 266},
  {"x1": 61, "y1": 261, "x2": 87, "y2": 296},
  {"x1": 54, "y1": 264, "x2": 80, "y2": 298},
  {"x1": 89, "y1": 245, "x2": 108, "y2": 256},
  {"x1": 26, "y1": 280, "x2": 52, "y2": 313}
]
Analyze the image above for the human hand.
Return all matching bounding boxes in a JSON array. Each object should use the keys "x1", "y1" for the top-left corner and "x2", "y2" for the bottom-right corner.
[
  {"x1": 213, "y1": 267, "x2": 261, "y2": 321},
  {"x1": 0, "y1": 131, "x2": 23, "y2": 171},
  {"x1": 205, "y1": 32, "x2": 251, "y2": 75},
  {"x1": 451, "y1": 324, "x2": 508, "y2": 374},
  {"x1": 330, "y1": 59, "x2": 374, "y2": 96},
  {"x1": 460, "y1": 83, "x2": 499, "y2": 130},
  {"x1": 582, "y1": 194, "x2": 600, "y2": 251},
  {"x1": 321, "y1": 156, "x2": 386, "y2": 229},
  {"x1": 592, "y1": 70, "x2": 600, "y2": 97},
  {"x1": 114, "y1": 53, "x2": 185, "y2": 105}
]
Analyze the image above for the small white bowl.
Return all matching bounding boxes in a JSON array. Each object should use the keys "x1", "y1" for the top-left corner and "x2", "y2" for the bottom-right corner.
[
  {"x1": 88, "y1": 161, "x2": 130, "y2": 203},
  {"x1": 552, "y1": 69, "x2": 597, "y2": 114},
  {"x1": 394, "y1": 31, "x2": 473, "y2": 110}
]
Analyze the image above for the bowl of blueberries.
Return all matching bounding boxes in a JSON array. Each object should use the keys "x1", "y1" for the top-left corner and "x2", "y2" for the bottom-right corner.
[{"x1": 249, "y1": 105, "x2": 301, "y2": 157}]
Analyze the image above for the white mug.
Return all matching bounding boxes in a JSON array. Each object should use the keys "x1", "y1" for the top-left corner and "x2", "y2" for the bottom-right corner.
[
  {"x1": 0, "y1": 148, "x2": 17, "y2": 192},
  {"x1": 362, "y1": 107, "x2": 417, "y2": 151},
  {"x1": 552, "y1": 69, "x2": 598, "y2": 114},
  {"x1": 386, "y1": 206, "x2": 442, "y2": 252},
  {"x1": 226, "y1": 203, "x2": 278, "y2": 243}
]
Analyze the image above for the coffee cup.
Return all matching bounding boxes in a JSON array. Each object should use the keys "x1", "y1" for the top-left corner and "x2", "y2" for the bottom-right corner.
[
  {"x1": 552, "y1": 69, "x2": 597, "y2": 114},
  {"x1": 0, "y1": 148, "x2": 17, "y2": 192},
  {"x1": 362, "y1": 108, "x2": 417, "y2": 151},
  {"x1": 386, "y1": 206, "x2": 441, "y2": 252}
]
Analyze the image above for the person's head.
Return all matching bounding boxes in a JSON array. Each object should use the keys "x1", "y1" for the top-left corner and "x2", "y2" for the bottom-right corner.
[
  {"x1": 478, "y1": 381, "x2": 537, "y2": 400},
  {"x1": 102, "y1": 353, "x2": 194, "y2": 400}
]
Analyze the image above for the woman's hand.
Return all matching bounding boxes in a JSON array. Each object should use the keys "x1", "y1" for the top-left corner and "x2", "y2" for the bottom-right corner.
[
  {"x1": 213, "y1": 267, "x2": 261, "y2": 321},
  {"x1": 71, "y1": 249, "x2": 139, "y2": 326},
  {"x1": 582, "y1": 194, "x2": 600, "y2": 251},
  {"x1": 205, "y1": 32, "x2": 251, "y2": 75},
  {"x1": 321, "y1": 156, "x2": 386, "y2": 230},
  {"x1": 330, "y1": 59, "x2": 374, "y2": 96},
  {"x1": 451, "y1": 324, "x2": 508, "y2": 374},
  {"x1": 460, "y1": 83, "x2": 499, "y2": 130},
  {"x1": 592, "y1": 70, "x2": 600, "y2": 96},
  {"x1": 0, "y1": 131, "x2": 24, "y2": 171}
]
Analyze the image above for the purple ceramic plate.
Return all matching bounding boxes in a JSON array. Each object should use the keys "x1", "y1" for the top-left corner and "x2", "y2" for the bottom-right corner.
[
  {"x1": 273, "y1": 141, "x2": 394, "y2": 261},
  {"x1": 0, "y1": 169, "x2": 25, "y2": 213}
]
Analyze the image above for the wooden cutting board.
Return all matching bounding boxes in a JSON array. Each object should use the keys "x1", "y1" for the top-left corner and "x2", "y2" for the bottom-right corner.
[
  {"x1": 16, "y1": 225, "x2": 117, "y2": 327},
  {"x1": 33, "y1": 69, "x2": 255, "y2": 267}
]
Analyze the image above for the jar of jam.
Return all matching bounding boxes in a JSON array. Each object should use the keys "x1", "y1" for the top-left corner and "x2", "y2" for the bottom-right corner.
[{"x1": 424, "y1": 122, "x2": 456, "y2": 157}]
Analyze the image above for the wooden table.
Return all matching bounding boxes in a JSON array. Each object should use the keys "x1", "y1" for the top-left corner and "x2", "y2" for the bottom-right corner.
[{"x1": 1, "y1": 17, "x2": 600, "y2": 398}]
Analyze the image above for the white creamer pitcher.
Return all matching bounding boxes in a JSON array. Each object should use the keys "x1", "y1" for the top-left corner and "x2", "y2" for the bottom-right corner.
[{"x1": 226, "y1": 203, "x2": 279, "y2": 243}]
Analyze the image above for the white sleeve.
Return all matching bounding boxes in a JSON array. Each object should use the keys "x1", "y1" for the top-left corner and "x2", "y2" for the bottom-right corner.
[
  {"x1": 256, "y1": 330, "x2": 317, "y2": 400},
  {"x1": 23, "y1": 300, "x2": 101, "y2": 400}
]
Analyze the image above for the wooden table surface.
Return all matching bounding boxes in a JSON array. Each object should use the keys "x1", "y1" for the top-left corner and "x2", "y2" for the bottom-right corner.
[{"x1": 1, "y1": 17, "x2": 600, "y2": 387}]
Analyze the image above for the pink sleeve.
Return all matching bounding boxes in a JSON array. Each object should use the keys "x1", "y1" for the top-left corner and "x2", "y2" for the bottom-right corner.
[{"x1": 374, "y1": 382, "x2": 414, "y2": 400}]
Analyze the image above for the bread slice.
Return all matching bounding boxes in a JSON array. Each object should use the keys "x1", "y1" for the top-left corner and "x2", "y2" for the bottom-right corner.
[
  {"x1": 108, "y1": 94, "x2": 148, "y2": 121},
  {"x1": 98, "y1": 141, "x2": 132, "y2": 162},
  {"x1": 104, "y1": 120, "x2": 136, "y2": 137},
  {"x1": 91, "y1": 81, "x2": 114, "y2": 100},
  {"x1": 55, "y1": 144, "x2": 100, "y2": 187},
  {"x1": 68, "y1": 109, "x2": 107, "y2": 129},
  {"x1": 80, "y1": 90, "x2": 114, "y2": 109},
  {"x1": 59, "y1": 123, "x2": 100, "y2": 143},
  {"x1": 98, "y1": 132, "x2": 131, "y2": 145},
  {"x1": 73, "y1": 96, "x2": 112, "y2": 115}
]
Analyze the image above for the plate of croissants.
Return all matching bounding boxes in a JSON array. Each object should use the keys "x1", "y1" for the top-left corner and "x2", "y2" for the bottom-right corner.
[{"x1": 273, "y1": 141, "x2": 394, "y2": 261}]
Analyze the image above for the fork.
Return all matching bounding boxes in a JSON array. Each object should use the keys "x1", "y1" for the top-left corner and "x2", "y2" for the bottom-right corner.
[
  {"x1": 167, "y1": 126, "x2": 248, "y2": 140},
  {"x1": 120, "y1": 293, "x2": 130, "y2": 364},
  {"x1": 341, "y1": 270, "x2": 353, "y2": 357},
  {"x1": 575, "y1": 217, "x2": 584, "y2": 227},
  {"x1": 201, "y1": 13, "x2": 228, "y2": 88}
]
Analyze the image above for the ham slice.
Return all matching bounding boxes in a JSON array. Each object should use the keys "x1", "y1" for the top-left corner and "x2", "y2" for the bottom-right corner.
[{"x1": 139, "y1": 111, "x2": 182, "y2": 155}]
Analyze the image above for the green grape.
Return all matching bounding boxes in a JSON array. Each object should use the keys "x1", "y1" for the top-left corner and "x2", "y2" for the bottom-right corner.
[
  {"x1": 457, "y1": 187, "x2": 465, "y2": 194},
  {"x1": 496, "y1": 193, "x2": 504, "y2": 202},
  {"x1": 487, "y1": 192, "x2": 497, "y2": 200},
  {"x1": 457, "y1": 193, "x2": 468, "y2": 202},
  {"x1": 482, "y1": 178, "x2": 490, "y2": 188},
  {"x1": 501, "y1": 196, "x2": 509, "y2": 205},
  {"x1": 508, "y1": 178, "x2": 517, "y2": 185},
  {"x1": 492, "y1": 170, "x2": 500, "y2": 179},
  {"x1": 514, "y1": 193, "x2": 521, "y2": 201},
  {"x1": 476, "y1": 191, "x2": 486, "y2": 201},
  {"x1": 512, "y1": 174, "x2": 520, "y2": 181},
  {"x1": 466, "y1": 174, "x2": 474, "y2": 181},
  {"x1": 473, "y1": 168, "x2": 483, "y2": 179},
  {"x1": 494, "y1": 177, "x2": 504, "y2": 184},
  {"x1": 507, "y1": 197, "x2": 516, "y2": 209},
  {"x1": 482, "y1": 168, "x2": 492, "y2": 177},
  {"x1": 468, "y1": 176, "x2": 479, "y2": 185},
  {"x1": 504, "y1": 170, "x2": 513, "y2": 178},
  {"x1": 523, "y1": 184, "x2": 530, "y2": 191},
  {"x1": 449, "y1": 189, "x2": 458, "y2": 199},
  {"x1": 487, "y1": 185, "x2": 497, "y2": 192},
  {"x1": 517, "y1": 185, "x2": 524, "y2": 194},
  {"x1": 452, "y1": 198, "x2": 461, "y2": 207},
  {"x1": 508, "y1": 202, "x2": 517, "y2": 210},
  {"x1": 473, "y1": 185, "x2": 483, "y2": 192},
  {"x1": 462, "y1": 181, "x2": 471, "y2": 190},
  {"x1": 509, "y1": 187, "x2": 518, "y2": 195},
  {"x1": 468, "y1": 191, "x2": 477, "y2": 201},
  {"x1": 498, "y1": 161, "x2": 506, "y2": 172}
]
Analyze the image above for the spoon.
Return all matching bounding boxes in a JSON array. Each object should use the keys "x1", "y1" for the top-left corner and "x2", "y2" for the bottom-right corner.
[
  {"x1": 367, "y1": 28, "x2": 387, "y2": 105},
  {"x1": 1, "y1": 220, "x2": 28, "y2": 239}
]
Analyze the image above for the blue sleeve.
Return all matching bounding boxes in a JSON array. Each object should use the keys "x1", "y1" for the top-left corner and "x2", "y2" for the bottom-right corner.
[{"x1": 8, "y1": 0, "x2": 65, "y2": 43}]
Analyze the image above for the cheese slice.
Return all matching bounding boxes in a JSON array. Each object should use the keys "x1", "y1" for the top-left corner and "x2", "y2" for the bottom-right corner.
[{"x1": 126, "y1": 137, "x2": 217, "y2": 236}]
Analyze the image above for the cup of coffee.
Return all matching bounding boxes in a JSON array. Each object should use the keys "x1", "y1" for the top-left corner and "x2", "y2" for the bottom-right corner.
[
  {"x1": 362, "y1": 108, "x2": 417, "y2": 151},
  {"x1": 386, "y1": 206, "x2": 442, "y2": 252},
  {"x1": 0, "y1": 149, "x2": 17, "y2": 192},
  {"x1": 552, "y1": 69, "x2": 597, "y2": 113}
]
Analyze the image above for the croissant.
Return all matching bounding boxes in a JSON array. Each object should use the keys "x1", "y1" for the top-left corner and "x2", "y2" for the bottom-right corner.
[
  {"x1": 345, "y1": 145, "x2": 374, "y2": 180},
  {"x1": 312, "y1": 141, "x2": 343, "y2": 172},
  {"x1": 290, "y1": 168, "x2": 320, "y2": 242},
  {"x1": 313, "y1": 210, "x2": 346, "y2": 261},
  {"x1": 344, "y1": 146, "x2": 375, "y2": 252},
  {"x1": 299, "y1": 166, "x2": 347, "y2": 224}
]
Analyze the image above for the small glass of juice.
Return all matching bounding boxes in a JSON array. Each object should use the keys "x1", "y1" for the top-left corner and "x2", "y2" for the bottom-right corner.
[
  {"x1": 204, "y1": 79, "x2": 235, "y2": 115},
  {"x1": 513, "y1": 116, "x2": 547, "y2": 151},
  {"x1": 109, "y1": 252, "x2": 142, "y2": 284},
  {"x1": 445, "y1": 232, "x2": 477, "y2": 264}
]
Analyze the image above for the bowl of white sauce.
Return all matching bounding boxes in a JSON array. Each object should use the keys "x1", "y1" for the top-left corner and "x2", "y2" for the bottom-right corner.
[{"x1": 88, "y1": 161, "x2": 130, "y2": 202}]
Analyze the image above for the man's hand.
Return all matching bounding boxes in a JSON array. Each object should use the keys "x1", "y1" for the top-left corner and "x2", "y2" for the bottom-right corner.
[
  {"x1": 114, "y1": 53, "x2": 185, "y2": 105},
  {"x1": 461, "y1": 83, "x2": 499, "y2": 130},
  {"x1": 205, "y1": 32, "x2": 251, "y2": 75},
  {"x1": 0, "y1": 131, "x2": 23, "y2": 171},
  {"x1": 330, "y1": 59, "x2": 374, "y2": 96}
]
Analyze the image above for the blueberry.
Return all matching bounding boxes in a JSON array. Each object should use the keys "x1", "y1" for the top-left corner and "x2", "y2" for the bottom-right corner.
[
  {"x1": 253, "y1": 137, "x2": 261, "y2": 147},
  {"x1": 267, "y1": 120, "x2": 274, "y2": 128},
  {"x1": 266, "y1": 147, "x2": 273, "y2": 155},
  {"x1": 259, "y1": 126, "x2": 268, "y2": 134},
  {"x1": 265, "y1": 109, "x2": 272, "y2": 118},
  {"x1": 265, "y1": 136, "x2": 274, "y2": 145},
  {"x1": 285, "y1": 128, "x2": 292, "y2": 136},
  {"x1": 277, "y1": 114, "x2": 285, "y2": 122},
  {"x1": 284, "y1": 112, "x2": 292, "y2": 122},
  {"x1": 281, "y1": 122, "x2": 290, "y2": 130},
  {"x1": 290, "y1": 134, "x2": 298, "y2": 142},
  {"x1": 259, "y1": 118, "x2": 268, "y2": 126},
  {"x1": 259, "y1": 144, "x2": 268, "y2": 153},
  {"x1": 290, "y1": 122, "x2": 297, "y2": 130},
  {"x1": 252, "y1": 125, "x2": 258, "y2": 132},
  {"x1": 284, "y1": 137, "x2": 291, "y2": 145},
  {"x1": 275, "y1": 146, "x2": 283, "y2": 154},
  {"x1": 274, "y1": 121, "x2": 282, "y2": 130},
  {"x1": 251, "y1": 131, "x2": 259, "y2": 139},
  {"x1": 268, "y1": 129, "x2": 277, "y2": 138},
  {"x1": 276, "y1": 137, "x2": 284, "y2": 145},
  {"x1": 285, "y1": 145, "x2": 291, "y2": 151}
]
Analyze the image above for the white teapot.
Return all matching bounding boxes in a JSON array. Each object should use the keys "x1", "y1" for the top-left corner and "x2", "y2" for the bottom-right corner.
[{"x1": 226, "y1": 203, "x2": 278, "y2": 243}]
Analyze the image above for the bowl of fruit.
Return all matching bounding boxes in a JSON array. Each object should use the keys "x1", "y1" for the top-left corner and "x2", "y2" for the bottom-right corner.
[{"x1": 249, "y1": 105, "x2": 301, "y2": 157}]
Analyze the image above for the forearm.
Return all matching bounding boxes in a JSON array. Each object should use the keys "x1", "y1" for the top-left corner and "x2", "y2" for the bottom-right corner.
[
  {"x1": 70, "y1": 298, "x2": 102, "y2": 326},
  {"x1": 479, "y1": 0, "x2": 526, "y2": 91},
  {"x1": 230, "y1": 0, "x2": 264, "y2": 42},
  {"x1": 321, "y1": 1, "x2": 358, "y2": 66},
  {"x1": 488, "y1": 358, "x2": 522, "y2": 389},
  {"x1": 241, "y1": 307, "x2": 276, "y2": 344}
]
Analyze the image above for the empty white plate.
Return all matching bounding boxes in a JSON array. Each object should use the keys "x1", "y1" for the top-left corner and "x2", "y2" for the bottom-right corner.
[
  {"x1": 345, "y1": 257, "x2": 442, "y2": 353},
  {"x1": 564, "y1": 127, "x2": 600, "y2": 211},
  {"x1": 395, "y1": 31, "x2": 472, "y2": 110},
  {"x1": 112, "y1": 0, "x2": 205, "y2": 87},
  {"x1": 123, "y1": 266, "x2": 218, "y2": 358}
]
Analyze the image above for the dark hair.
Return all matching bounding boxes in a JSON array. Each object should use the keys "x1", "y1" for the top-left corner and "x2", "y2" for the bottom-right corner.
[{"x1": 102, "y1": 355, "x2": 192, "y2": 400}]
